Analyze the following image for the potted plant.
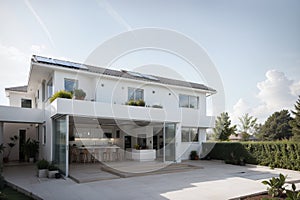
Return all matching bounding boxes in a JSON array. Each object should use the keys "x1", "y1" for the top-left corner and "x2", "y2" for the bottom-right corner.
[
  {"x1": 24, "y1": 139, "x2": 39, "y2": 162},
  {"x1": 36, "y1": 159, "x2": 49, "y2": 178},
  {"x1": 49, "y1": 90, "x2": 73, "y2": 103},
  {"x1": 190, "y1": 150, "x2": 199, "y2": 160},
  {"x1": 136, "y1": 99, "x2": 145, "y2": 107},
  {"x1": 3, "y1": 135, "x2": 18, "y2": 163},
  {"x1": 48, "y1": 163, "x2": 59, "y2": 178},
  {"x1": 73, "y1": 89, "x2": 86, "y2": 100}
]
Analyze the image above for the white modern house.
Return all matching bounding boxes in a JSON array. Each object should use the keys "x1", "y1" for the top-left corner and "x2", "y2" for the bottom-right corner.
[{"x1": 0, "y1": 55, "x2": 216, "y2": 177}]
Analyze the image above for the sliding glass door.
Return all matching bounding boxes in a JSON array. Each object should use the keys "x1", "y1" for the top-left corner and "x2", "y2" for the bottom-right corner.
[
  {"x1": 164, "y1": 123, "x2": 176, "y2": 162},
  {"x1": 53, "y1": 115, "x2": 69, "y2": 176}
]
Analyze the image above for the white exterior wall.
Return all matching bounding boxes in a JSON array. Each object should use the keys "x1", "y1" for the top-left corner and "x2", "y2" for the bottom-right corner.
[
  {"x1": 53, "y1": 71, "x2": 96, "y2": 101},
  {"x1": 4, "y1": 63, "x2": 214, "y2": 163},
  {"x1": 8, "y1": 92, "x2": 35, "y2": 108}
]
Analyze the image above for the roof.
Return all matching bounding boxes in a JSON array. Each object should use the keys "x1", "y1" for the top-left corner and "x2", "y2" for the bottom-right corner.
[
  {"x1": 31, "y1": 55, "x2": 217, "y2": 93},
  {"x1": 5, "y1": 85, "x2": 27, "y2": 92}
]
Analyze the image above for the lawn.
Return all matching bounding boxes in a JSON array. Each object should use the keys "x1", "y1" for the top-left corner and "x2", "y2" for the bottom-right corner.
[{"x1": 0, "y1": 186, "x2": 34, "y2": 200}]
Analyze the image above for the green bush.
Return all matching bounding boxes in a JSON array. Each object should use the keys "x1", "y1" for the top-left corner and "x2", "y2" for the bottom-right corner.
[
  {"x1": 126, "y1": 99, "x2": 145, "y2": 107},
  {"x1": 48, "y1": 163, "x2": 59, "y2": 171},
  {"x1": 73, "y1": 89, "x2": 86, "y2": 100},
  {"x1": 204, "y1": 141, "x2": 300, "y2": 171},
  {"x1": 50, "y1": 90, "x2": 73, "y2": 103},
  {"x1": 262, "y1": 173, "x2": 287, "y2": 197},
  {"x1": 36, "y1": 159, "x2": 49, "y2": 170}
]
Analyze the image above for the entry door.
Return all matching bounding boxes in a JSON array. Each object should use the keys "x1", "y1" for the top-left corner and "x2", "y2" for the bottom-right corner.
[
  {"x1": 19, "y1": 130, "x2": 26, "y2": 161},
  {"x1": 53, "y1": 115, "x2": 69, "y2": 177},
  {"x1": 164, "y1": 123, "x2": 176, "y2": 162},
  {"x1": 124, "y1": 136, "x2": 131, "y2": 150}
]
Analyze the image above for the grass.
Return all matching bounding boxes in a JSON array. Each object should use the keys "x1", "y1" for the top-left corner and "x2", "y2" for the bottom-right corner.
[{"x1": 0, "y1": 185, "x2": 34, "y2": 200}]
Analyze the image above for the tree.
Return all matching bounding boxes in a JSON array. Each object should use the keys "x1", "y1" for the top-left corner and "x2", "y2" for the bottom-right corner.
[
  {"x1": 213, "y1": 112, "x2": 236, "y2": 141},
  {"x1": 259, "y1": 110, "x2": 293, "y2": 141},
  {"x1": 290, "y1": 95, "x2": 300, "y2": 141},
  {"x1": 238, "y1": 113, "x2": 258, "y2": 141}
]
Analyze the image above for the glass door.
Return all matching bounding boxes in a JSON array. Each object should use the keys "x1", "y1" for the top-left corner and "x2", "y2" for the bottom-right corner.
[
  {"x1": 164, "y1": 123, "x2": 176, "y2": 162},
  {"x1": 53, "y1": 115, "x2": 69, "y2": 176}
]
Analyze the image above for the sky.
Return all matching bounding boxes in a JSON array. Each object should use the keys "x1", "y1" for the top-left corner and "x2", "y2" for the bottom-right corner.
[{"x1": 0, "y1": 0, "x2": 299, "y2": 125}]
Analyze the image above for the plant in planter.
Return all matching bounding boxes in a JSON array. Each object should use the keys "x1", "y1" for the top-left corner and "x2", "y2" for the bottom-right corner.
[
  {"x1": 50, "y1": 90, "x2": 73, "y2": 103},
  {"x1": 3, "y1": 135, "x2": 18, "y2": 163},
  {"x1": 23, "y1": 139, "x2": 39, "y2": 162},
  {"x1": 73, "y1": 89, "x2": 86, "y2": 100},
  {"x1": 136, "y1": 99, "x2": 145, "y2": 107},
  {"x1": 127, "y1": 99, "x2": 137, "y2": 106},
  {"x1": 36, "y1": 159, "x2": 49, "y2": 178},
  {"x1": 48, "y1": 163, "x2": 59, "y2": 178},
  {"x1": 190, "y1": 150, "x2": 199, "y2": 160}
]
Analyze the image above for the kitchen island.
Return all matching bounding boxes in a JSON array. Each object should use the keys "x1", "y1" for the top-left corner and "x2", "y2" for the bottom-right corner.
[{"x1": 131, "y1": 149, "x2": 156, "y2": 161}]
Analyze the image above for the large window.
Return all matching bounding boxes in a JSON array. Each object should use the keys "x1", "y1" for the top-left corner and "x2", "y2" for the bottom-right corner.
[
  {"x1": 181, "y1": 127, "x2": 199, "y2": 142},
  {"x1": 179, "y1": 94, "x2": 199, "y2": 109},
  {"x1": 64, "y1": 78, "x2": 78, "y2": 92},
  {"x1": 47, "y1": 79, "x2": 53, "y2": 98},
  {"x1": 128, "y1": 87, "x2": 144, "y2": 101},
  {"x1": 21, "y1": 99, "x2": 32, "y2": 108}
]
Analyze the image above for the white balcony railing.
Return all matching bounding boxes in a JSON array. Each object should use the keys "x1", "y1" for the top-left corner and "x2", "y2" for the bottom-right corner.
[{"x1": 49, "y1": 98, "x2": 214, "y2": 127}]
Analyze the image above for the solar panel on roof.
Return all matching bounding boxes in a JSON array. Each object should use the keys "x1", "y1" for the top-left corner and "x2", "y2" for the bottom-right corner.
[
  {"x1": 127, "y1": 71, "x2": 144, "y2": 78},
  {"x1": 53, "y1": 59, "x2": 73, "y2": 67},
  {"x1": 35, "y1": 56, "x2": 55, "y2": 64},
  {"x1": 71, "y1": 62, "x2": 88, "y2": 70},
  {"x1": 141, "y1": 74, "x2": 159, "y2": 81}
]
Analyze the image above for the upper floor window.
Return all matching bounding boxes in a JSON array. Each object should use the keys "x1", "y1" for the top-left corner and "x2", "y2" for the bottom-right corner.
[
  {"x1": 47, "y1": 79, "x2": 53, "y2": 98},
  {"x1": 128, "y1": 87, "x2": 144, "y2": 101},
  {"x1": 21, "y1": 99, "x2": 32, "y2": 108},
  {"x1": 64, "y1": 78, "x2": 78, "y2": 92},
  {"x1": 179, "y1": 94, "x2": 199, "y2": 109},
  {"x1": 181, "y1": 127, "x2": 199, "y2": 142}
]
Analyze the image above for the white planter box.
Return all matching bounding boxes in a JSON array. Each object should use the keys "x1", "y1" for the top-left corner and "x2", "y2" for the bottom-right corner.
[
  {"x1": 37, "y1": 169, "x2": 48, "y2": 178},
  {"x1": 132, "y1": 149, "x2": 156, "y2": 161},
  {"x1": 48, "y1": 170, "x2": 59, "y2": 178}
]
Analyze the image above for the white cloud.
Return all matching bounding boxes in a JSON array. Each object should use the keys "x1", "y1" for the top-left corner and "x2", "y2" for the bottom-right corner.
[
  {"x1": 0, "y1": 43, "x2": 47, "y2": 105},
  {"x1": 231, "y1": 69, "x2": 300, "y2": 124}
]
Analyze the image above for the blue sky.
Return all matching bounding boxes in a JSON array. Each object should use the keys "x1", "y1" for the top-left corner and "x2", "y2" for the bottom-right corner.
[{"x1": 0, "y1": 0, "x2": 299, "y2": 123}]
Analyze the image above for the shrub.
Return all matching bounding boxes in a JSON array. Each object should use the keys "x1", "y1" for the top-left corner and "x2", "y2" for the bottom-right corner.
[
  {"x1": 262, "y1": 173, "x2": 287, "y2": 197},
  {"x1": 73, "y1": 89, "x2": 86, "y2": 100},
  {"x1": 190, "y1": 151, "x2": 198, "y2": 160},
  {"x1": 126, "y1": 99, "x2": 145, "y2": 107},
  {"x1": 48, "y1": 163, "x2": 59, "y2": 171},
  {"x1": 36, "y1": 159, "x2": 49, "y2": 170},
  {"x1": 50, "y1": 90, "x2": 72, "y2": 103},
  {"x1": 204, "y1": 141, "x2": 300, "y2": 171},
  {"x1": 136, "y1": 99, "x2": 145, "y2": 107},
  {"x1": 152, "y1": 104, "x2": 163, "y2": 108},
  {"x1": 286, "y1": 183, "x2": 300, "y2": 200}
]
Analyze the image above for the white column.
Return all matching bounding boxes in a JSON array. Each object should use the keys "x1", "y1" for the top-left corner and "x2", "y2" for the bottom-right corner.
[
  {"x1": 175, "y1": 124, "x2": 182, "y2": 163},
  {"x1": 0, "y1": 122, "x2": 3, "y2": 171}
]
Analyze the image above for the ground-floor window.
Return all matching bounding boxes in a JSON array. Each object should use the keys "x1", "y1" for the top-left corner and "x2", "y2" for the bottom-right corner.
[{"x1": 181, "y1": 127, "x2": 199, "y2": 142}]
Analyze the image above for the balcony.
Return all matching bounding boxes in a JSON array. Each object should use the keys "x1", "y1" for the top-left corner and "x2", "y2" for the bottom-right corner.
[
  {"x1": 49, "y1": 98, "x2": 214, "y2": 127},
  {"x1": 0, "y1": 105, "x2": 44, "y2": 123}
]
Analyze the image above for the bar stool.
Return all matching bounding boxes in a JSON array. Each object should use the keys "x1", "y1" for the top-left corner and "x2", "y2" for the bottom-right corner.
[
  {"x1": 71, "y1": 147, "x2": 79, "y2": 163},
  {"x1": 91, "y1": 148, "x2": 100, "y2": 163},
  {"x1": 80, "y1": 149, "x2": 89, "y2": 164},
  {"x1": 102, "y1": 148, "x2": 108, "y2": 162}
]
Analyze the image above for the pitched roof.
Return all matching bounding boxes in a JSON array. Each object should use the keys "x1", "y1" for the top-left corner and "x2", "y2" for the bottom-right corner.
[
  {"x1": 32, "y1": 55, "x2": 216, "y2": 93},
  {"x1": 5, "y1": 85, "x2": 27, "y2": 92}
]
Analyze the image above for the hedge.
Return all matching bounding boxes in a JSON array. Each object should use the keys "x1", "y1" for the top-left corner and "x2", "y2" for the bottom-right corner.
[{"x1": 202, "y1": 142, "x2": 300, "y2": 171}]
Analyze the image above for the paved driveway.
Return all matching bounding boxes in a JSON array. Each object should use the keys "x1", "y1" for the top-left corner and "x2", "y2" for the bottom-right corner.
[{"x1": 3, "y1": 160, "x2": 300, "y2": 200}]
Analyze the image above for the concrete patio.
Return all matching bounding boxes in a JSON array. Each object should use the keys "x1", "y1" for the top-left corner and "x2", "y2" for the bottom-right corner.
[{"x1": 3, "y1": 160, "x2": 300, "y2": 200}]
